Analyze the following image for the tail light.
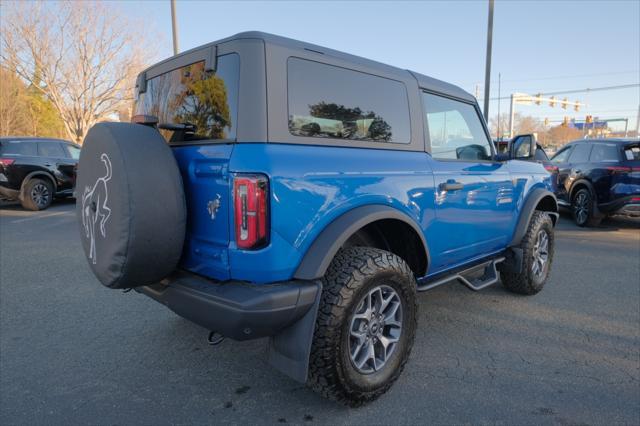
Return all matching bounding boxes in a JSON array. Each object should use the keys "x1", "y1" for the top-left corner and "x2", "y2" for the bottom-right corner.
[
  {"x1": 544, "y1": 165, "x2": 558, "y2": 173},
  {"x1": 0, "y1": 158, "x2": 15, "y2": 167},
  {"x1": 233, "y1": 174, "x2": 269, "y2": 250},
  {"x1": 606, "y1": 166, "x2": 631, "y2": 174}
]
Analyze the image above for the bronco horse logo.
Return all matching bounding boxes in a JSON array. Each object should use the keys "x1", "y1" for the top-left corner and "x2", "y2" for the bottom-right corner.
[{"x1": 81, "y1": 153, "x2": 112, "y2": 264}]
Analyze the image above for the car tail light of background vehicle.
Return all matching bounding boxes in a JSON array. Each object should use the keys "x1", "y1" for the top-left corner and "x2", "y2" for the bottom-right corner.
[
  {"x1": 544, "y1": 165, "x2": 559, "y2": 173},
  {"x1": 233, "y1": 174, "x2": 269, "y2": 249},
  {"x1": 0, "y1": 158, "x2": 15, "y2": 167}
]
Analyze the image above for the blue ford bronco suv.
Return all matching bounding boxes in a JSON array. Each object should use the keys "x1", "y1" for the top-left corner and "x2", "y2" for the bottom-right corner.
[{"x1": 77, "y1": 32, "x2": 558, "y2": 406}]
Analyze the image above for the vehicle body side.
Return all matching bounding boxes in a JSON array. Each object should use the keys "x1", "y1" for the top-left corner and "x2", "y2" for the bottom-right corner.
[
  {"x1": 551, "y1": 139, "x2": 640, "y2": 215},
  {"x1": 134, "y1": 32, "x2": 555, "y2": 286},
  {"x1": 0, "y1": 138, "x2": 79, "y2": 200}
]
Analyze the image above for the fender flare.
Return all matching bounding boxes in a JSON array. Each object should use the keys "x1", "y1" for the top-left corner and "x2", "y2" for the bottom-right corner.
[
  {"x1": 293, "y1": 204, "x2": 430, "y2": 280},
  {"x1": 509, "y1": 188, "x2": 558, "y2": 247},
  {"x1": 20, "y1": 171, "x2": 57, "y2": 200},
  {"x1": 569, "y1": 178, "x2": 596, "y2": 201}
]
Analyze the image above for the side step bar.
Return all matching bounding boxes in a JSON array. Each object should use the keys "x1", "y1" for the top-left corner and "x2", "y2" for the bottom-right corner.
[{"x1": 417, "y1": 257, "x2": 505, "y2": 292}]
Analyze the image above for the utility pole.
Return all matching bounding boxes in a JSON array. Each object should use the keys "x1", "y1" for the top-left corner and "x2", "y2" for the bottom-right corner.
[
  {"x1": 171, "y1": 0, "x2": 180, "y2": 55},
  {"x1": 636, "y1": 104, "x2": 640, "y2": 137},
  {"x1": 483, "y1": 0, "x2": 494, "y2": 120},
  {"x1": 497, "y1": 72, "x2": 501, "y2": 139},
  {"x1": 508, "y1": 93, "x2": 515, "y2": 139}
]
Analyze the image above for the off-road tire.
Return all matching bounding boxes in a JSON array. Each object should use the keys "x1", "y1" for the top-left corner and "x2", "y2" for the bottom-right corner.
[
  {"x1": 21, "y1": 178, "x2": 53, "y2": 211},
  {"x1": 308, "y1": 247, "x2": 418, "y2": 406},
  {"x1": 572, "y1": 188, "x2": 602, "y2": 227},
  {"x1": 501, "y1": 211, "x2": 554, "y2": 295}
]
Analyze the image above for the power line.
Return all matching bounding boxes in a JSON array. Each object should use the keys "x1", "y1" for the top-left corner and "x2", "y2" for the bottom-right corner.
[
  {"x1": 463, "y1": 70, "x2": 640, "y2": 86},
  {"x1": 480, "y1": 83, "x2": 640, "y2": 101}
]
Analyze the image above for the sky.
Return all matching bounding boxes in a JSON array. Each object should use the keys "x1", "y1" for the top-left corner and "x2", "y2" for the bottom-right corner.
[{"x1": 118, "y1": 0, "x2": 640, "y2": 133}]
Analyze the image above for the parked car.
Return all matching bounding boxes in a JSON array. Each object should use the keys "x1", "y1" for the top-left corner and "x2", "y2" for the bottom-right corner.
[
  {"x1": 0, "y1": 137, "x2": 80, "y2": 210},
  {"x1": 550, "y1": 138, "x2": 640, "y2": 226},
  {"x1": 76, "y1": 32, "x2": 558, "y2": 406}
]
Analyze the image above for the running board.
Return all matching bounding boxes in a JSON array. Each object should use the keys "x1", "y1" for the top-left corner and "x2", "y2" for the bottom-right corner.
[{"x1": 417, "y1": 257, "x2": 505, "y2": 292}]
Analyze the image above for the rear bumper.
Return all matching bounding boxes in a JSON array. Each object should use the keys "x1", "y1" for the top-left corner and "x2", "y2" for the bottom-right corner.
[
  {"x1": 598, "y1": 196, "x2": 640, "y2": 217},
  {"x1": 0, "y1": 184, "x2": 19, "y2": 201},
  {"x1": 135, "y1": 271, "x2": 320, "y2": 341}
]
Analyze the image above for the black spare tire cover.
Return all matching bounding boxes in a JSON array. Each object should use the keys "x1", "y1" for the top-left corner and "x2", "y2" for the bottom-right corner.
[{"x1": 76, "y1": 122, "x2": 186, "y2": 289}]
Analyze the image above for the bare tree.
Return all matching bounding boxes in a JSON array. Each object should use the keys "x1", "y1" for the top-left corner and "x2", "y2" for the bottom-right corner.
[
  {"x1": 489, "y1": 113, "x2": 544, "y2": 139},
  {"x1": 1, "y1": 0, "x2": 155, "y2": 143}
]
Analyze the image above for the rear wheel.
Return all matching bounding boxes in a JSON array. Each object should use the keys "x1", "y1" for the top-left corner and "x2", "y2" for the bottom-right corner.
[
  {"x1": 308, "y1": 247, "x2": 417, "y2": 406},
  {"x1": 21, "y1": 178, "x2": 53, "y2": 211},
  {"x1": 572, "y1": 188, "x2": 602, "y2": 227}
]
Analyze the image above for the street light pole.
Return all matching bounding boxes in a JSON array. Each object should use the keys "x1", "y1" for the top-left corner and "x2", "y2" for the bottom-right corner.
[
  {"x1": 483, "y1": 0, "x2": 494, "y2": 120},
  {"x1": 170, "y1": 0, "x2": 180, "y2": 55}
]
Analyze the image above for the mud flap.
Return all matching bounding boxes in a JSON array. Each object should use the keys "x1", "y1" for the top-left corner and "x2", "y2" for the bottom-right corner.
[{"x1": 267, "y1": 281, "x2": 322, "y2": 383}]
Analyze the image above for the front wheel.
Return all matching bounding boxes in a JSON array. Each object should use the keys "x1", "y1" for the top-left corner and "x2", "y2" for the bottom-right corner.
[
  {"x1": 501, "y1": 211, "x2": 554, "y2": 295},
  {"x1": 308, "y1": 247, "x2": 417, "y2": 406}
]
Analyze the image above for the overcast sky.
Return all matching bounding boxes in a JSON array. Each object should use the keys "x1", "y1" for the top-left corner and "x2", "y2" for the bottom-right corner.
[{"x1": 119, "y1": 0, "x2": 640, "y2": 131}]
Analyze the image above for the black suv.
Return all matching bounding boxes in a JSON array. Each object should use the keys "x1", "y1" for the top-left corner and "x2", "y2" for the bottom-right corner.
[
  {"x1": 550, "y1": 138, "x2": 640, "y2": 226},
  {"x1": 0, "y1": 137, "x2": 80, "y2": 210}
]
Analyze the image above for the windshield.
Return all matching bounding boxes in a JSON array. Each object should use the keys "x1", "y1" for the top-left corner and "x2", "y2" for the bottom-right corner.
[{"x1": 134, "y1": 53, "x2": 240, "y2": 144}]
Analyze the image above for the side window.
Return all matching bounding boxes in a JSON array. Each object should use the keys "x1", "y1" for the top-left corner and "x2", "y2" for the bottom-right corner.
[
  {"x1": 287, "y1": 58, "x2": 411, "y2": 144},
  {"x1": 0, "y1": 141, "x2": 38, "y2": 156},
  {"x1": 589, "y1": 144, "x2": 619, "y2": 162},
  {"x1": 134, "y1": 53, "x2": 240, "y2": 143},
  {"x1": 66, "y1": 144, "x2": 81, "y2": 160},
  {"x1": 551, "y1": 147, "x2": 572, "y2": 163},
  {"x1": 568, "y1": 144, "x2": 592, "y2": 163},
  {"x1": 422, "y1": 92, "x2": 492, "y2": 161},
  {"x1": 37, "y1": 142, "x2": 66, "y2": 157}
]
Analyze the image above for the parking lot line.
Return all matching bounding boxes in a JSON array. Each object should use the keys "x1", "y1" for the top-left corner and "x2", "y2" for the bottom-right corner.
[{"x1": 9, "y1": 210, "x2": 72, "y2": 224}]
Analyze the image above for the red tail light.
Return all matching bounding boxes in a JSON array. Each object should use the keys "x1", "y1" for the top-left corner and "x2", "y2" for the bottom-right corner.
[
  {"x1": 606, "y1": 166, "x2": 631, "y2": 174},
  {"x1": 0, "y1": 158, "x2": 15, "y2": 167},
  {"x1": 233, "y1": 174, "x2": 269, "y2": 250},
  {"x1": 544, "y1": 165, "x2": 558, "y2": 173}
]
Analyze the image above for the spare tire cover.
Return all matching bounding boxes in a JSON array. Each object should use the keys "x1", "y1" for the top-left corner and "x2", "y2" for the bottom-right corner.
[{"x1": 76, "y1": 122, "x2": 186, "y2": 289}]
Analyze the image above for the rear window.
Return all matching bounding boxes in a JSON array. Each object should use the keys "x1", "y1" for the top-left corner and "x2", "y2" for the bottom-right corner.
[
  {"x1": 589, "y1": 143, "x2": 620, "y2": 162},
  {"x1": 287, "y1": 58, "x2": 411, "y2": 144},
  {"x1": 0, "y1": 141, "x2": 38, "y2": 156},
  {"x1": 134, "y1": 53, "x2": 240, "y2": 144},
  {"x1": 624, "y1": 145, "x2": 640, "y2": 160}
]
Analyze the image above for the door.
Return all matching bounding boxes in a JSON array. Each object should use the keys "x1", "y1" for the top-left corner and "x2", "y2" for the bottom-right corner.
[
  {"x1": 550, "y1": 145, "x2": 574, "y2": 203},
  {"x1": 37, "y1": 141, "x2": 73, "y2": 192},
  {"x1": 556, "y1": 143, "x2": 592, "y2": 205},
  {"x1": 422, "y1": 92, "x2": 515, "y2": 272}
]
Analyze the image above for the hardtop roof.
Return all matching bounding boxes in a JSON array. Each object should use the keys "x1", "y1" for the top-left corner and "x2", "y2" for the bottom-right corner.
[{"x1": 144, "y1": 31, "x2": 475, "y2": 103}]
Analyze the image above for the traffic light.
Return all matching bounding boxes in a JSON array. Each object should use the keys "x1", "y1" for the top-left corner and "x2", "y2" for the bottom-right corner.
[
  {"x1": 544, "y1": 117, "x2": 549, "y2": 126},
  {"x1": 574, "y1": 102, "x2": 580, "y2": 112},
  {"x1": 535, "y1": 93, "x2": 542, "y2": 105},
  {"x1": 549, "y1": 96, "x2": 556, "y2": 107},
  {"x1": 561, "y1": 116, "x2": 569, "y2": 127},
  {"x1": 561, "y1": 98, "x2": 568, "y2": 109},
  {"x1": 586, "y1": 115, "x2": 593, "y2": 123}
]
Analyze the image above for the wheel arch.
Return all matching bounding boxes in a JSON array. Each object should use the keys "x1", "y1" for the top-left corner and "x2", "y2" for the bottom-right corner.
[
  {"x1": 293, "y1": 204, "x2": 429, "y2": 280},
  {"x1": 19, "y1": 171, "x2": 57, "y2": 200},
  {"x1": 569, "y1": 179, "x2": 595, "y2": 201},
  {"x1": 509, "y1": 188, "x2": 558, "y2": 247}
]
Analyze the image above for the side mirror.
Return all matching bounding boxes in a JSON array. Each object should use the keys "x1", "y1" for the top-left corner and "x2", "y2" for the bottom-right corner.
[{"x1": 510, "y1": 134, "x2": 537, "y2": 160}]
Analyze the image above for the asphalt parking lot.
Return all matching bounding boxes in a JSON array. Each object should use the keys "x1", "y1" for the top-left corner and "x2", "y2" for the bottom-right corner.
[{"x1": 1, "y1": 200, "x2": 639, "y2": 425}]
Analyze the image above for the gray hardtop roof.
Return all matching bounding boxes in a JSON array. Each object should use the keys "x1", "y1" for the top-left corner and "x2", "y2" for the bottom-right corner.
[{"x1": 145, "y1": 31, "x2": 475, "y2": 103}]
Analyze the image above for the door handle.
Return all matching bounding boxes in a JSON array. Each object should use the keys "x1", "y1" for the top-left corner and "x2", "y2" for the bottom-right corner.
[{"x1": 440, "y1": 181, "x2": 464, "y2": 191}]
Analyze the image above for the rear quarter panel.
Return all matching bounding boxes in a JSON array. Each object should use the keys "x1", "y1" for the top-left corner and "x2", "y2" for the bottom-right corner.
[{"x1": 228, "y1": 143, "x2": 436, "y2": 283}]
